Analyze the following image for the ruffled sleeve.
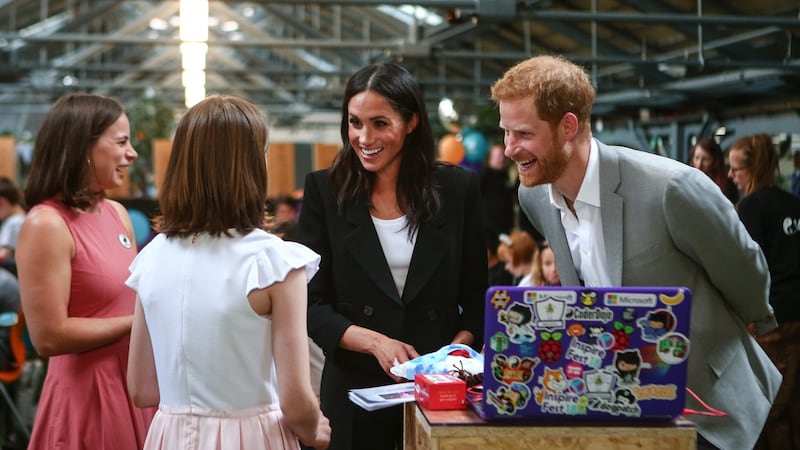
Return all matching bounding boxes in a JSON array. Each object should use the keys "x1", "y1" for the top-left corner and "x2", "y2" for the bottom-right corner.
[
  {"x1": 126, "y1": 233, "x2": 164, "y2": 291},
  {"x1": 245, "y1": 237, "x2": 321, "y2": 293}
]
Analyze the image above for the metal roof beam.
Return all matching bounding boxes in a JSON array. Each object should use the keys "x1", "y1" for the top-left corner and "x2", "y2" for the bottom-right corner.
[{"x1": 519, "y1": 10, "x2": 800, "y2": 27}]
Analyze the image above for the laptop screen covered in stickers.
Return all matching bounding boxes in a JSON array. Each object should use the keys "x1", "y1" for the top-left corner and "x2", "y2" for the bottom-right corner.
[{"x1": 476, "y1": 286, "x2": 692, "y2": 421}]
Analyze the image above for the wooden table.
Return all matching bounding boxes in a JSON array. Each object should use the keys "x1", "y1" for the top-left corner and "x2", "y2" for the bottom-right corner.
[{"x1": 403, "y1": 402, "x2": 697, "y2": 450}]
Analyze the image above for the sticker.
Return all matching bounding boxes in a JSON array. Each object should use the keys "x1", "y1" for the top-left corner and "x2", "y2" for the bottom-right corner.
[
  {"x1": 657, "y1": 332, "x2": 691, "y2": 364},
  {"x1": 631, "y1": 384, "x2": 679, "y2": 401},
  {"x1": 612, "y1": 349, "x2": 644, "y2": 385},
  {"x1": 537, "y1": 331, "x2": 564, "y2": 363},
  {"x1": 637, "y1": 309, "x2": 677, "y2": 342},
  {"x1": 498, "y1": 302, "x2": 536, "y2": 344},
  {"x1": 491, "y1": 353, "x2": 539, "y2": 385},
  {"x1": 658, "y1": 288, "x2": 685, "y2": 306},
  {"x1": 489, "y1": 289, "x2": 510, "y2": 309},
  {"x1": 565, "y1": 337, "x2": 606, "y2": 369},
  {"x1": 487, "y1": 382, "x2": 532, "y2": 415},
  {"x1": 588, "y1": 388, "x2": 642, "y2": 417},
  {"x1": 489, "y1": 332, "x2": 510, "y2": 353},
  {"x1": 534, "y1": 297, "x2": 567, "y2": 329}
]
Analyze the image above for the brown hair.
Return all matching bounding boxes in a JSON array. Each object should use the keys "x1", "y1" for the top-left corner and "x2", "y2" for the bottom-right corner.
[
  {"x1": 154, "y1": 95, "x2": 269, "y2": 238},
  {"x1": 729, "y1": 133, "x2": 778, "y2": 196},
  {"x1": 491, "y1": 55, "x2": 595, "y2": 135},
  {"x1": 691, "y1": 137, "x2": 732, "y2": 194},
  {"x1": 531, "y1": 241, "x2": 549, "y2": 286},
  {"x1": 0, "y1": 177, "x2": 23, "y2": 208},
  {"x1": 497, "y1": 230, "x2": 536, "y2": 267},
  {"x1": 25, "y1": 93, "x2": 124, "y2": 209}
]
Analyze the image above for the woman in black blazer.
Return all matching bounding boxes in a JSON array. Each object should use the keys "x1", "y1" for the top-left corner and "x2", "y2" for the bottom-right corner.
[{"x1": 297, "y1": 62, "x2": 487, "y2": 450}]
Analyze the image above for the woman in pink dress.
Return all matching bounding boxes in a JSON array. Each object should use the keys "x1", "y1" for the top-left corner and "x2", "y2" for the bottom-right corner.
[
  {"x1": 16, "y1": 93, "x2": 155, "y2": 449},
  {"x1": 125, "y1": 95, "x2": 330, "y2": 450}
]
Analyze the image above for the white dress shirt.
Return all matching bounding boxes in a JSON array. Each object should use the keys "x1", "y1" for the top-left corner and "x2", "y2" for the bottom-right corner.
[{"x1": 548, "y1": 139, "x2": 612, "y2": 287}]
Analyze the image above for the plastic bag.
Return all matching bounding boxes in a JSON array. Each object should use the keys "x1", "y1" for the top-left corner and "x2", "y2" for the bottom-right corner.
[{"x1": 389, "y1": 343, "x2": 483, "y2": 380}]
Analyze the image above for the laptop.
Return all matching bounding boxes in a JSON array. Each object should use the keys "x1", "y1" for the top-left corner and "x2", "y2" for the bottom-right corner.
[{"x1": 475, "y1": 285, "x2": 692, "y2": 421}]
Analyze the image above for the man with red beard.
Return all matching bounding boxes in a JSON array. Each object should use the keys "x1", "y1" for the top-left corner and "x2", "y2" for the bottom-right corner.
[{"x1": 491, "y1": 55, "x2": 780, "y2": 450}]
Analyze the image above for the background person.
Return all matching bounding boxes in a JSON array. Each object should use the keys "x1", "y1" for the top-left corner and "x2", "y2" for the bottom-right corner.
[
  {"x1": 486, "y1": 227, "x2": 513, "y2": 287},
  {"x1": 492, "y1": 54, "x2": 780, "y2": 450},
  {"x1": 480, "y1": 144, "x2": 515, "y2": 235},
  {"x1": 16, "y1": 92, "x2": 154, "y2": 449},
  {"x1": 728, "y1": 133, "x2": 800, "y2": 450},
  {"x1": 496, "y1": 230, "x2": 536, "y2": 286},
  {"x1": 0, "y1": 177, "x2": 26, "y2": 275},
  {"x1": 297, "y1": 62, "x2": 487, "y2": 450},
  {"x1": 791, "y1": 150, "x2": 800, "y2": 197},
  {"x1": 531, "y1": 241, "x2": 560, "y2": 286},
  {"x1": 126, "y1": 95, "x2": 330, "y2": 450},
  {"x1": 690, "y1": 137, "x2": 739, "y2": 204}
]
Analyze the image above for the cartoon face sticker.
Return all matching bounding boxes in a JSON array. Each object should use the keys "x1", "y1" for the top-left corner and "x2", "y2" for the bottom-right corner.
[
  {"x1": 498, "y1": 302, "x2": 537, "y2": 344},
  {"x1": 613, "y1": 349, "x2": 643, "y2": 385},
  {"x1": 534, "y1": 367, "x2": 569, "y2": 405},
  {"x1": 567, "y1": 323, "x2": 585, "y2": 338},
  {"x1": 637, "y1": 309, "x2": 677, "y2": 342}
]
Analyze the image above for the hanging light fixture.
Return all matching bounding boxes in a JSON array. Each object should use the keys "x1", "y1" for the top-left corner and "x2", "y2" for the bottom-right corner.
[{"x1": 179, "y1": 0, "x2": 208, "y2": 108}]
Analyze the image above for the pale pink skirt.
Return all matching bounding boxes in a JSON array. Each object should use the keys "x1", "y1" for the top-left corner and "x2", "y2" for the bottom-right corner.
[{"x1": 143, "y1": 404, "x2": 300, "y2": 450}]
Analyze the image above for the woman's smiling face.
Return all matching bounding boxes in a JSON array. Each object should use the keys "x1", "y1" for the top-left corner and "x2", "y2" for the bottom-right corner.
[
  {"x1": 347, "y1": 89, "x2": 417, "y2": 177},
  {"x1": 88, "y1": 113, "x2": 137, "y2": 191}
]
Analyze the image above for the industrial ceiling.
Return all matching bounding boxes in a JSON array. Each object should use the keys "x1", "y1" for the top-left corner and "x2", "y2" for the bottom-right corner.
[{"x1": 1, "y1": 0, "x2": 798, "y2": 134}]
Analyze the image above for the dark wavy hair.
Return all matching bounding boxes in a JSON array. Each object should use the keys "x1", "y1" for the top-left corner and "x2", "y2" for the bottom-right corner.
[
  {"x1": 329, "y1": 62, "x2": 440, "y2": 234},
  {"x1": 25, "y1": 93, "x2": 124, "y2": 210},
  {"x1": 153, "y1": 95, "x2": 269, "y2": 238},
  {"x1": 691, "y1": 138, "x2": 732, "y2": 194}
]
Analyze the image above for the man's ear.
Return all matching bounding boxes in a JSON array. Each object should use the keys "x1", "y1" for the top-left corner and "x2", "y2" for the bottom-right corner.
[{"x1": 560, "y1": 112, "x2": 579, "y2": 141}]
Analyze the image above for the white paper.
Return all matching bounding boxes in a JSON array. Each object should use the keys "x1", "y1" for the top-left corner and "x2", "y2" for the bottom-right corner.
[{"x1": 348, "y1": 382, "x2": 416, "y2": 411}]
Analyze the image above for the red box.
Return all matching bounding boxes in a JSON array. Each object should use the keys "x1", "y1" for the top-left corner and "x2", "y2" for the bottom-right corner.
[{"x1": 414, "y1": 373, "x2": 467, "y2": 410}]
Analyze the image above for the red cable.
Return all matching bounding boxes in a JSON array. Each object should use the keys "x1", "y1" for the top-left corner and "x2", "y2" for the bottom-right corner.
[{"x1": 682, "y1": 387, "x2": 728, "y2": 417}]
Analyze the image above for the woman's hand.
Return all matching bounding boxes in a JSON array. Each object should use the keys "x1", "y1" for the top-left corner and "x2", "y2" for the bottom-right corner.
[
  {"x1": 339, "y1": 325, "x2": 419, "y2": 382},
  {"x1": 370, "y1": 335, "x2": 420, "y2": 382}
]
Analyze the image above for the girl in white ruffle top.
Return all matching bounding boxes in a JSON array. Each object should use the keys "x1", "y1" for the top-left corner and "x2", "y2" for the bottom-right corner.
[{"x1": 125, "y1": 95, "x2": 331, "y2": 450}]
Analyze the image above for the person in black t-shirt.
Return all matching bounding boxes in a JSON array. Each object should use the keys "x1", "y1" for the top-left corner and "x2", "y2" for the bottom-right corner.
[{"x1": 729, "y1": 133, "x2": 800, "y2": 450}]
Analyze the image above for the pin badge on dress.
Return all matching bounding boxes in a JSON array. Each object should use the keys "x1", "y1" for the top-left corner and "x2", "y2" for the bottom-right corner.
[{"x1": 118, "y1": 234, "x2": 131, "y2": 248}]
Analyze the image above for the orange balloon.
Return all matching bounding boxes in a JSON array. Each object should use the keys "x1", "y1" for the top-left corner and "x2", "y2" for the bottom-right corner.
[{"x1": 438, "y1": 134, "x2": 465, "y2": 164}]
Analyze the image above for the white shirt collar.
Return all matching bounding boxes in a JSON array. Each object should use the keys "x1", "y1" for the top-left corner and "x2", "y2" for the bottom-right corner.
[{"x1": 549, "y1": 138, "x2": 601, "y2": 209}]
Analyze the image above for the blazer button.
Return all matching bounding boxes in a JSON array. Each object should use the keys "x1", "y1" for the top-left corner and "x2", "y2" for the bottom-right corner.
[
  {"x1": 363, "y1": 305, "x2": 374, "y2": 316},
  {"x1": 427, "y1": 310, "x2": 438, "y2": 321}
]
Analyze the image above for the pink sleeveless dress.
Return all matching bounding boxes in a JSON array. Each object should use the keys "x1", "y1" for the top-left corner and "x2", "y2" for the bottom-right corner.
[{"x1": 27, "y1": 199, "x2": 155, "y2": 450}]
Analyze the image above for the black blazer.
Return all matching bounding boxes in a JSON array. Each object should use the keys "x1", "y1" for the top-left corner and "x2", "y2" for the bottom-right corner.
[{"x1": 297, "y1": 163, "x2": 487, "y2": 446}]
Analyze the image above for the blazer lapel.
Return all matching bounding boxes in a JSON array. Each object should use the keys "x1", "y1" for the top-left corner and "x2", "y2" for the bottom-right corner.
[
  {"x1": 541, "y1": 200, "x2": 581, "y2": 286},
  {"x1": 342, "y1": 203, "x2": 402, "y2": 304},
  {"x1": 402, "y1": 219, "x2": 448, "y2": 305},
  {"x1": 597, "y1": 143, "x2": 623, "y2": 286}
]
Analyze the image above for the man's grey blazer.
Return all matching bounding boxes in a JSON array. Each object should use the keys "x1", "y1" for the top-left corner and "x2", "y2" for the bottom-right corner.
[{"x1": 518, "y1": 139, "x2": 781, "y2": 450}]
